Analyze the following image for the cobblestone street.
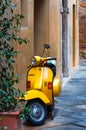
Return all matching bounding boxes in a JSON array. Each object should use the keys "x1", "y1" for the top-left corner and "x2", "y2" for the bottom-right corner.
[{"x1": 22, "y1": 61, "x2": 86, "y2": 130}]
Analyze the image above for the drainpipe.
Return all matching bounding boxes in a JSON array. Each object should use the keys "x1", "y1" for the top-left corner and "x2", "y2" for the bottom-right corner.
[
  {"x1": 60, "y1": 0, "x2": 70, "y2": 77},
  {"x1": 60, "y1": 0, "x2": 63, "y2": 80},
  {"x1": 67, "y1": 0, "x2": 70, "y2": 76}
]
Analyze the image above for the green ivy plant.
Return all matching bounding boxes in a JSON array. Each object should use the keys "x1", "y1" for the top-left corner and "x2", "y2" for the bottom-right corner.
[
  {"x1": 19, "y1": 103, "x2": 30, "y2": 120},
  {"x1": 0, "y1": 0, "x2": 29, "y2": 112},
  {"x1": 2, "y1": 126, "x2": 8, "y2": 130}
]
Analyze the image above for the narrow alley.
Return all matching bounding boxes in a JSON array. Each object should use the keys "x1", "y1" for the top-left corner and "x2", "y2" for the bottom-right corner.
[
  {"x1": 22, "y1": 61, "x2": 86, "y2": 130},
  {"x1": 0, "y1": 1, "x2": 86, "y2": 130}
]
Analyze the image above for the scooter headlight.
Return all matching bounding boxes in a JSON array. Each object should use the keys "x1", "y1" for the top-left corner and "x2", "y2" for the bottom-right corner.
[{"x1": 31, "y1": 57, "x2": 36, "y2": 65}]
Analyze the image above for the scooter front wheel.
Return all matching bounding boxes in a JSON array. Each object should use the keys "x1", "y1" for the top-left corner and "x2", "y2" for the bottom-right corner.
[{"x1": 26, "y1": 100, "x2": 47, "y2": 126}]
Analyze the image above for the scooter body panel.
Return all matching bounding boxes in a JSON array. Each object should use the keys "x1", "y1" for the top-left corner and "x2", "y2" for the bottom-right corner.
[
  {"x1": 27, "y1": 67, "x2": 43, "y2": 90},
  {"x1": 20, "y1": 90, "x2": 51, "y2": 104},
  {"x1": 26, "y1": 67, "x2": 54, "y2": 105},
  {"x1": 53, "y1": 77, "x2": 61, "y2": 96},
  {"x1": 19, "y1": 44, "x2": 61, "y2": 125}
]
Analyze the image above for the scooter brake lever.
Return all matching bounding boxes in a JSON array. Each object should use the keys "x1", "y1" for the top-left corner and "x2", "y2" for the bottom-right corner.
[
  {"x1": 47, "y1": 58, "x2": 57, "y2": 60},
  {"x1": 27, "y1": 65, "x2": 32, "y2": 69}
]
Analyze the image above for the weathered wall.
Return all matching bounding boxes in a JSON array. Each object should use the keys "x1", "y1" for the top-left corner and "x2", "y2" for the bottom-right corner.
[
  {"x1": 13, "y1": 0, "x2": 79, "y2": 91},
  {"x1": 79, "y1": 1, "x2": 86, "y2": 59},
  {"x1": 34, "y1": 0, "x2": 49, "y2": 55},
  {"x1": 69, "y1": 0, "x2": 79, "y2": 73},
  {"x1": 61, "y1": 0, "x2": 79, "y2": 76},
  {"x1": 34, "y1": 0, "x2": 61, "y2": 78},
  {"x1": 49, "y1": 0, "x2": 61, "y2": 78},
  {"x1": 13, "y1": 0, "x2": 34, "y2": 91}
]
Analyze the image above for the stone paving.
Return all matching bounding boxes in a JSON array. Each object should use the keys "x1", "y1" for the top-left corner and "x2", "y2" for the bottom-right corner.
[{"x1": 22, "y1": 61, "x2": 86, "y2": 130}]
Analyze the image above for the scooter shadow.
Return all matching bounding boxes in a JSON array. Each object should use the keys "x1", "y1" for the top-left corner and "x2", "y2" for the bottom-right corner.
[{"x1": 22, "y1": 107, "x2": 59, "y2": 128}]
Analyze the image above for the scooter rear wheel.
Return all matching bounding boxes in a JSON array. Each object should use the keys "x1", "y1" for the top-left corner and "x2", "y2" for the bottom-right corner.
[{"x1": 26, "y1": 100, "x2": 47, "y2": 126}]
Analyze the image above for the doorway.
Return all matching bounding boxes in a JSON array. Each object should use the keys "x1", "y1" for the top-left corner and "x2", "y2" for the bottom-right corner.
[{"x1": 34, "y1": 0, "x2": 49, "y2": 55}]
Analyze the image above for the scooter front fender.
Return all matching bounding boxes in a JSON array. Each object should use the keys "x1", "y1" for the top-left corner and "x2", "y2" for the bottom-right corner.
[{"x1": 20, "y1": 90, "x2": 51, "y2": 105}]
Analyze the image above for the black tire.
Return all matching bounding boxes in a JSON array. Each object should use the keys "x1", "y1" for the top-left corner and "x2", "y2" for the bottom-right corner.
[
  {"x1": 51, "y1": 108, "x2": 54, "y2": 120},
  {"x1": 26, "y1": 100, "x2": 47, "y2": 126}
]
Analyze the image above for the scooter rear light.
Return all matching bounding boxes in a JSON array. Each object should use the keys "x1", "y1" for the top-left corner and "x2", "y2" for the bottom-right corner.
[
  {"x1": 48, "y1": 82, "x2": 52, "y2": 89},
  {"x1": 26, "y1": 81, "x2": 31, "y2": 90}
]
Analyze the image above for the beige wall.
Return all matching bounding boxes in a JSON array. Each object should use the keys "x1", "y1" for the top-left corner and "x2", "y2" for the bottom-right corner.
[
  {"x1": 34, "y1": 0, "x2": 61, "y2": 78},
  {"x1": 13, "y1": 0, "x2": 79, "y2": 91},
  {"x1": 61, "y1": 0, "x2": 79, "y2": 76},
  {"x1": 34, "y1": 0, "x2": 49, "y2": 55},
  {"x1": 49, "y1": 0, "x2": 61, "y2": 78},
  {"x1": 14, "y1": 0, "x2": 34, "y2": 91},
  {"x1": 79, "y1": 1, "x2": 86, "y2": 60},
  {"x1": 69, "y1": 0, "x2": 79, "y2": 73}
]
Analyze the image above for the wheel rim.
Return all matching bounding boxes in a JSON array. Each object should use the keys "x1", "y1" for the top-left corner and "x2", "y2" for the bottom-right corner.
[{"x1": 29, "y1": 102, "x2": 45, "y2": 122}]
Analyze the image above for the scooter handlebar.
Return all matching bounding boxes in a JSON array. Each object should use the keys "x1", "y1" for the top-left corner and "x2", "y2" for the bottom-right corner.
[{"x1": 45, "y1": 58, "x2": 57, "y2": 61}]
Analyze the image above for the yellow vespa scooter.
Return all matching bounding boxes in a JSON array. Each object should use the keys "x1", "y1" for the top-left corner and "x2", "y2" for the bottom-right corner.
[{"x1": 20, "y1": 44, "x2": 61, "y2": 125}]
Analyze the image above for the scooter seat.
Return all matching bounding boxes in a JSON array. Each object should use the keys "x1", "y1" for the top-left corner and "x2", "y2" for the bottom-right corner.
[{"x1": 44, "y1": 63, "x2": 56, "y2": 76}]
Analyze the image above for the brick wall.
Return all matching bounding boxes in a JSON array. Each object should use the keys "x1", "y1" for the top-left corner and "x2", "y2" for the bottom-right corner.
[
  {"x1": 79, "y1": 1, "x2": 86, "y2": 59},
  {"x1": 79, "y1": 16, "x2": 86, "y2": 48}
]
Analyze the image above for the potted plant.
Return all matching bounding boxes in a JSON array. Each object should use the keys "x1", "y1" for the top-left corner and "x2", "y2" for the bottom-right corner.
[{"x1": 0, "y1": 0, "x2": 29, "y2": 130}]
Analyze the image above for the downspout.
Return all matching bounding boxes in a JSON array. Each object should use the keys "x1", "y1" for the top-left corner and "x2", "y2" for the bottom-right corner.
[
  {"x1": 60, "y1": 0, "x2": 63, "y2": 79},
  {"x1": 61, "y1": 0, "x2": 70, "y2": 77},
  {"x1": 67, "y1": 0, "x2": 70, "y2": 76}
]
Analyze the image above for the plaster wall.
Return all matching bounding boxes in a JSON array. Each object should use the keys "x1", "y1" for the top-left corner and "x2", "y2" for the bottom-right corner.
[
  {"x1": 13, "y1": 0, "x2": 79, "y2": 91},
  {"x1": 69, "y1": 0, "x2": 79, "y2": 71},
  {"x1": 49, "y1": 0, "x2": 61, "y2": 78},
  {"x1": 79, "y1": 1, "x2": 86, "y2": 60},
  {"x1": 34, "y1": 0, "x2": 61, "y2": 78},
  {"x1": 13, "y1": 0, "x2": 34, "y2": 91}
]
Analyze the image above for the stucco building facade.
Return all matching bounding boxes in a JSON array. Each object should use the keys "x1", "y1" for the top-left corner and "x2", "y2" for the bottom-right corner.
[
  {"x1": 14, "y1": 0, "x2": 79, "y2": 91},
  {"x1": 79, "y1": 0, "x2": 86, "y2": 59}
]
